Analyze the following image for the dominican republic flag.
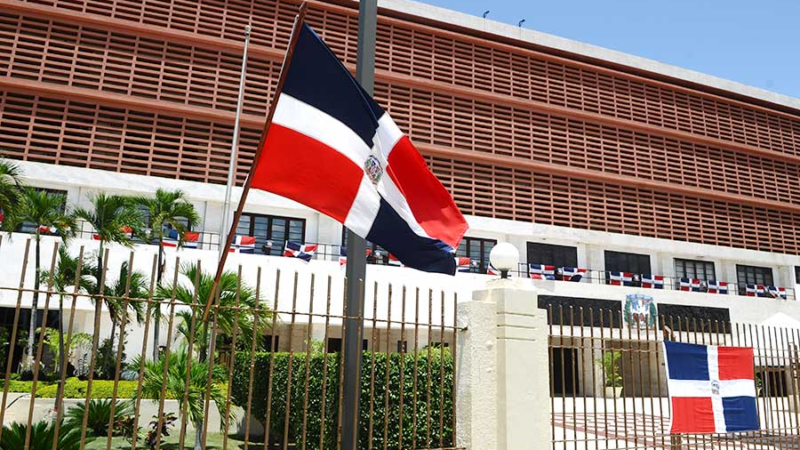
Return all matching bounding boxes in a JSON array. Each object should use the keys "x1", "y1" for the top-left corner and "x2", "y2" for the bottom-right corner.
[
  {"x1": 388, "y1": 253, "x2": 404, "y2": 267},
  {"x1": 284, "y1": 241, "x2": 318, "y2": 262},
  {"x1": 664, "y1": 341, "x2": 759, "y2": 434},
  {"x1": 640, "y1": 274, "x2": 664, "y2": 289},
  {"x1": 529, "y1": 264, "x2": 556, "y2": 280},
  {"x1": 768, "y1": 286, "x2": 787, "y2": 299},
  {"x1": 162, "y1": 229, "x2": 199, "y2": 248},
  {"x1": 229, "y1": 235, "x2": 256, "y2": 254},
  {"x1": 338, "y1": 247, "x2": 348, "y2": 266},
  {"x1": 559, "y1": 267, "x2": 586, "y2": 282},
  {"x1": 487, "y1": 263, "x2": 500, "y2": 276},
  {"x1": 707, "y1": 280, "x2": 728, "y2": 295},
  {"x1": 680, "y1": 278, "x2": 702, "y2": 292},
  {"x1": 609, "y1": 271, "x2": 634, "y2": 286},
  {"x1": 93, "y1": 225, "x2": 134, "y2": 240},
  {"x1": 37, "y1": 225, "x2": 57, "y2": 234},
  {"x1": 250, "y1": 24, "x2": 467, "y2": 275},
  {"x1": 455, "y1": 257, "x2": 472, "y2": 273},
  {"x1": 750, "y1": 284, "x2": 767, "y2": 297}
]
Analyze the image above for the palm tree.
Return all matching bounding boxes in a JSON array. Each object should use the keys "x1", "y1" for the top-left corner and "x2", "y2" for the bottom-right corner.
[
  {"x1": 135, "y1": 189, "x2": 199, "y2": 360},
  {"x1": 96, "y1": 261, "x2": 148, "y2": 377},
  {"x1": 72, "y1": 193, "x2": 142, "y2": 367},
  {"x1": 157, "y1": 262, "x2": 267, "y2": 359},
  {"x1": 4, "y1": 188, "x2": 77, "y2": 369},
  {"x1": 0, "y1": 159, "x2": 24, "y2": 225},
  {"x1": 39, "y1": 246, "x2": 95, "y2": 405},
  {"x1": 130, "y1": 347, "x2": 230, "y2": 450}
]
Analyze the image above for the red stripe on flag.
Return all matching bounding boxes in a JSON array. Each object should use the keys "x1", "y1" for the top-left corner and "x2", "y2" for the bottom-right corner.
[
  {"x1": 386, "y1": 136, "x2": 468, "y2": 248},
  {"x1": 670, "y1": 397, "x2": 715, "y2": 434},
  {"x1": 718, "y1": 346, "x2": 755, "y2": 381},
  {"x1": 252, "y1": 124, "x2": 363, "y2": 224}
]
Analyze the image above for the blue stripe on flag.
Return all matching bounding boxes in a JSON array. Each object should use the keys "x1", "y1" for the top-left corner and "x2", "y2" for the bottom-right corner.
[
  {"x1": 366, "y1": 198, "x2": 456, "y2": 275},
  {"x1": 722, "y1": 396, "x2": 759, "y2": 432},
  {"x1": 282, "y1": 25, "x2": 379, "y2": 147},
  {"x1": 664, "y1": 341, "x2": 710, "y2": 380}
]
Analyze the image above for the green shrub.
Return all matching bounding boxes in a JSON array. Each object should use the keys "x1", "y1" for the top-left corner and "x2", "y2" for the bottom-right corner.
[
  {"x1": 232, "y1": 350, "x2": 454, "y2": 450},
  {"x1": 64, "y1": 398, "x2": 132, "y2": 436},
  {"x1": 3, "y1": 378, "x2": 140, "y2": 399},
  {"x1": 0, "y1": 419, "x2": 91, "y2": 450}
]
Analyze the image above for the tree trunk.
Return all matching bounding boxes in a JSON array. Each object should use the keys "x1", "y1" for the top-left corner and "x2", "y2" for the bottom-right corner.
[
  {"x1": 26, "y1": 235, "x2": 41, "y2": 371},
  {"x1": 153, "y1": 242, "x2": 163, "y2": 360},
  {"x1": 107, "y1": 316, "x2": 117, "y2": 377},
  {"x1": 54, "y1": 293, "x2": 65, "y2": 416},
  {"x1": 194, "y1": 418, "x2": 204, "y2": 450},
  {"x1": 94, "y1": 240, "x2": 104, "y2": 377}
]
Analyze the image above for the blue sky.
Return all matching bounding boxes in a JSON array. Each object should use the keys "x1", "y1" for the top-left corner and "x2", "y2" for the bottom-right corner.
[{"x1": 420, "y1": 0, "x2": 800, "y2": 99}]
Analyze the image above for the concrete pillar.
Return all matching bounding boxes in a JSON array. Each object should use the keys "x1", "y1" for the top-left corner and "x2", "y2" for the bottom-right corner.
[
  {"x1": 458, "y1": 280, "x2": 552, "y2": 450},
  {"x1": 455, "y1": 296, "x2": 497, "y2": 450}
]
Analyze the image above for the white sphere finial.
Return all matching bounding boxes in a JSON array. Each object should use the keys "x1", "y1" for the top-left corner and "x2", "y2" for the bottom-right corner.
[{"x1": 489, "y1": 242, "x2": 519, "y2": 279}]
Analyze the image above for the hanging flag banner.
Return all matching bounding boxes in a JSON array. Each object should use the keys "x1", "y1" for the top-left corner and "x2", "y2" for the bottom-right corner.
[{"x1": 664, "y1": 341, "x2": 759, "y2": 434}]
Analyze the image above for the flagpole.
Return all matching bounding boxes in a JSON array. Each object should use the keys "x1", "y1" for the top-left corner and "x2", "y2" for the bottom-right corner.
[
  {"x1": 201, "y1": 2, "x2": 309, "y2": 322},
  {"x1": 342, "y1": 0, "x2": 378, "y2": 449},
  {"x1": 219, "y1": 25, "x2": 252, "y2": 260}
]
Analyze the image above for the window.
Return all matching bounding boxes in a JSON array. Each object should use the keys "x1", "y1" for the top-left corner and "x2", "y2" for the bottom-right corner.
[
  {"x1": 341, "y1": 229, "x2": 389, "y2": 264},
  {"x1": 674, "y1": 259, "x2": 715, "y2": 281},
  {"x1": 18, "y1": 188, "x2": 68, "y2": 234},
  {"x1": 457, "y1": 237, "x2": 497, "y2": 273},
  {"x1": 795, "y1": 266, "x2": 800, "y2": 285},
  {"x1": 236, "y1": 213, "x2": 305, "y2": 255},
  {"x1": 527, "y1": 242, "x2": 578, "y2": 268},
  {"x1": 604, "y1": 251, "x2": 651, "y2": 286},
  {"x1": 326, "y1": 338, "x2": 369, "y2": 353},
  {"x1": 736, "y1": 265, "x2": 774, "y2": 294}
]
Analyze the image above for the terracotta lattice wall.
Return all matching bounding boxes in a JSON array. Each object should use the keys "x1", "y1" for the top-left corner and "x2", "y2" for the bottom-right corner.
[{"x1": 1, "y1": 0, "x2": 800, "y2": 253}]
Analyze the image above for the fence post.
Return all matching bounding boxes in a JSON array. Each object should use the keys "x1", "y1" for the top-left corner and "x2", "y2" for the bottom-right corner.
[
  {"x1": 456, "y1": 290, "x2": 498, "y2": 450},
  {"x1": 472, "y1": 281, "x2": 552, "y2": 450}
]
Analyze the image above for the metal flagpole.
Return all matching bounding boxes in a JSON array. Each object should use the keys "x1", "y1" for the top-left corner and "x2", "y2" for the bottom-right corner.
[
  {"x1": 202, "y1": 4, "x2": 308, "y2": 321},
  {"x1": 342, "y1": 0, "x2": 378, "y2": 448},
  {"x1": 219, "y1": 25, "x2": 252, "y2": 259}
]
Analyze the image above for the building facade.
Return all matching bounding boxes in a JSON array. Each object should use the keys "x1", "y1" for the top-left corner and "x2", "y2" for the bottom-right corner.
[{"x1": 2, "y1": 0, "x2": 800, "y2": 346}]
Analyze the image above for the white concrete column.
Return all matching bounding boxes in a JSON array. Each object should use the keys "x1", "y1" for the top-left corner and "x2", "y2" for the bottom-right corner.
[
  {"x1": 455, "y1": 295, "x2": 498, "y2": 450},
  {"x1": 467, "y1": 281, "x2": 552, "y2": 450}
]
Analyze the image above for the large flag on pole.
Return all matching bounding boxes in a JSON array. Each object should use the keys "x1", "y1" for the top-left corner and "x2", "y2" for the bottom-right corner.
[{"x1": 250, "y1": 24, "x2": 468, "y2": 275}]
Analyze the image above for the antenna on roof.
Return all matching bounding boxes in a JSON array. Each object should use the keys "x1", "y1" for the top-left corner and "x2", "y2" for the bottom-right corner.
[
  {"x1": 482, "y1": 10, "x2": 490, "y2": 18},
  {"x1": 518, "y1": 19, "x2": 526, "y2": 27}
]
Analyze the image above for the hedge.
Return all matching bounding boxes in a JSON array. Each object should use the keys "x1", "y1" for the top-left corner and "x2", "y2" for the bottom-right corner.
[
  {"x1": 2, "y1": 378, "x2": 141, "y2": 399},
  {"x1": 232, "y1": 350, "x2": 453, "y2": 450}
]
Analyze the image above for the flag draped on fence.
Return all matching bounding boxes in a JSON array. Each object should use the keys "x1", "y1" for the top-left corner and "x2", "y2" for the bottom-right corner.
[
  {"x1": 284, "y1": 241, "x2": 318, "y2": 262},
  {"x1": 249, "y1": 24, "x2": 467, "y2": 275},
  {"x1": 664, "y1": 341, "x2": 759, "y2": 434},
  {"x1": 640, "y1": 274, "x2": 664, "y2": 289},
  {"x1": 529, "y1": 264, "x2": 556, "y2": 280},
  {"x1": 229, "y1": 235, "x2": 256, "y2": 253}
]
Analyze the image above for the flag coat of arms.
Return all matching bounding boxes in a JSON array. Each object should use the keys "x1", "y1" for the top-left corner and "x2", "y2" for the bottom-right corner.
[
  {"x1": 529, "y1": 264, "x2": 556, "y2": 280},
  {"x1": 250, "y1": 24, "x2": 468, "y2": 275},
  {"x1": 664, "y1": 341, "x2": 759, "y2": 434},
  {"x1": 229, "y1": 235, "x2": 256, "y2": 253},
  {"x1": 284, "y1": 241, "x2": 318, "y2": 262}
]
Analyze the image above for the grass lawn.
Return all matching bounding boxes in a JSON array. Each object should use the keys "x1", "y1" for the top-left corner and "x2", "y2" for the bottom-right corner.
[{"x1": 83, "y1": 433, "x2": 255, "y2": 449}]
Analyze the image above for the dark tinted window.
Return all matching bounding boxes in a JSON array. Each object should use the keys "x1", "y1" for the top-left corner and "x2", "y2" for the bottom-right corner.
[
  {"x1": 456, "y1": 237, "x2": 497, "y2": 273},
  {"x1": 237, "y1": 213, "x2": 305, "y2": 255},
  {"x1": 675, "y1": 259, "x2": 716, "y2": 281},
  {"x1": 527, "y1": 242, "x2": 578, "y2": 268},
  {"x1": 604, "y1": 251, "x2": 651, "y2": 274},
  {"x1": 736, "y1": 265, "x2": 774, "y2": 294}
]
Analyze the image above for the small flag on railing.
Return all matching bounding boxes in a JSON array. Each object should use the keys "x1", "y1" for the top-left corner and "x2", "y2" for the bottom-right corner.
[
  {"x1": 339, "y1": 246, "x2": 347, "y2": 266},
  {"x1": 487, "y1": 263, "x2": 500, "y2": 276},
  {"x1": 93, "y1": 225, "x2": 135, "y2": 240},
  {"x1": 162, "y1": 228, "x2": 198, "y2": 248},
  {"x1": 756, "y1": 285, "x2": 767, "y2": 297},
  {"x1": 707, "y1": 280, "x2": 728, "y2": 294},
  {"x1": 559, "y1": 267, "x2": 586, "y2": 282},
  {"x1": 640, "y1": 274, "x2": 664, "y2": 289},
  {"x1": 679, "y1": 278, "x2": 702, "y2": 292},
  {"x1": 284, "y1": 241, "x2": 318, "y2": 262},
  {"x1": 664, "y1": 341, "x2": 759, "y2": 434},
  {"x1": 767, "y1": 286, "x2": 787, "y2": 299},
  {"x1": 37, "y1": 225, "x2": 57, "y2": 234},
  {"x1": 746, "y1": 284, "x2": 757, "y2": 296},
  {"x1": 229, "y1": 235, "x2": 256, "y2": 254},
  {"x1": 455, "y1": 257, "x2": 472, "y2": 273},
  {"x1": 609, "y1": 272, "x2": 634, "y2": 286},
  {"x1": 529, "y1": 264, "x2": 556, "y2": 280}
]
